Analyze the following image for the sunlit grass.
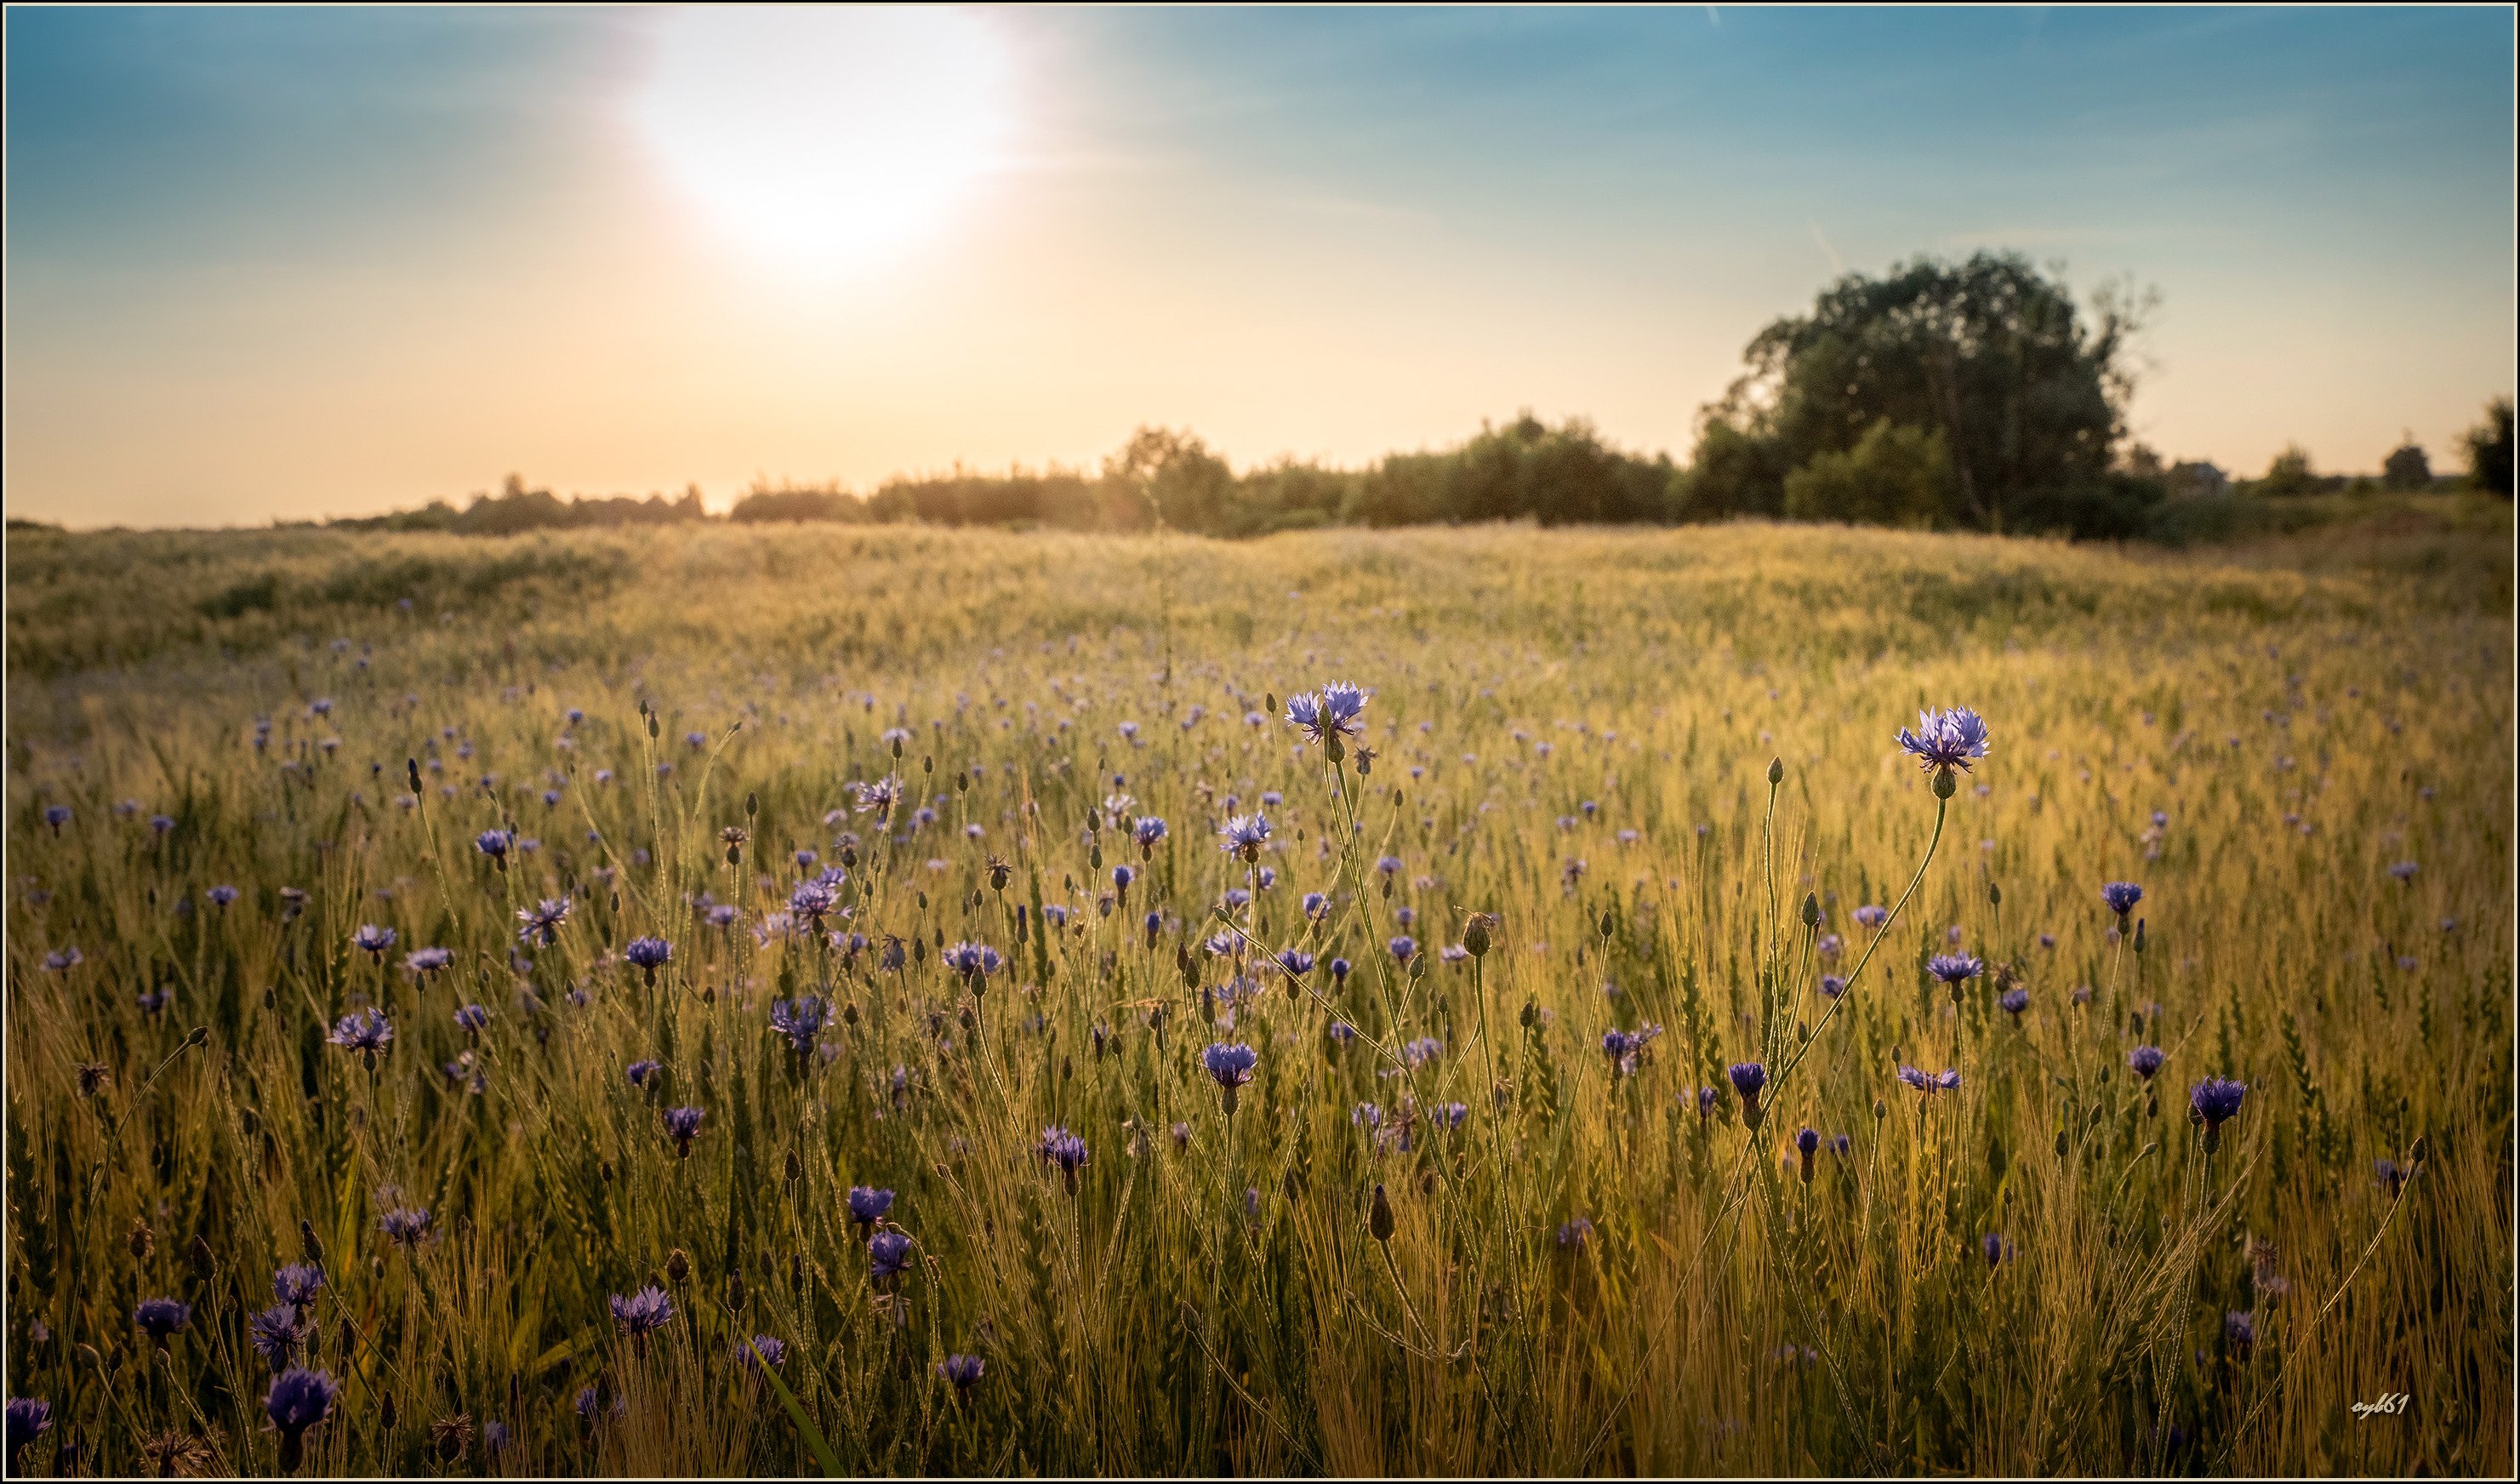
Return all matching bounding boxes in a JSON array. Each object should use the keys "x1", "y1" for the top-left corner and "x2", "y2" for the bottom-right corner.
[{"x1": 4, "y1": 519, "x2": 2510, "y2": 1475}]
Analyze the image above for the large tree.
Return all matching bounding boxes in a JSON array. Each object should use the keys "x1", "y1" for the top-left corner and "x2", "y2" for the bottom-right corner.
[{"x1": 1677, "y1": 252, "x2": 2149, "y2": 534}]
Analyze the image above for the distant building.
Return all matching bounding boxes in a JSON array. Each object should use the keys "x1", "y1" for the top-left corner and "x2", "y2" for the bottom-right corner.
[{"x1": 2166, "y1": 460, "x2": 2230, "y2": 499}]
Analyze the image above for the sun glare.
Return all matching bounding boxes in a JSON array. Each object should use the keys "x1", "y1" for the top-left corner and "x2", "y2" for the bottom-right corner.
[{"x1": 632, "y1": 7, "x2": 1018, "y2": 273}]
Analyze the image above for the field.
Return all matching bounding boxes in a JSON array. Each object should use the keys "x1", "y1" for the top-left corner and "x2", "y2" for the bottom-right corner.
[{"x1": 3, "y1": 514, "x2": 2512, "y2": 1477}]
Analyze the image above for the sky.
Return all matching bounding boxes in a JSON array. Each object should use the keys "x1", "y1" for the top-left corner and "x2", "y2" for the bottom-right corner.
[{"x1": 4, "y1": 4, "x2": 2513, "y2": 528}]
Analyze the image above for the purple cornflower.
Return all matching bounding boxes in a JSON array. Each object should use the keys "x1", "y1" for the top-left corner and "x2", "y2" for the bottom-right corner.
[
  {"x1": 1388, "y1": 934, "x2": 1417, "y2": 963},
  {"x1": 474, "y1": 829, "x2": 512, "y2": 861},
  {"x1": 624, "y1": 936, "x2": 672, "y2": 982},
  {"x1": 516, "y1": 897, "x2": 572, "y2": 946},
  {"x1": 1999, "y1": 988, "x2": 2029, "y2": 1020},
  {"x1": 847, "y1": 1186, "x2": 895, "y2": 1227},
  {"x1": 869, "y1": 1230, "x2": 914, "y2": 1279},
  {"x1": 41, "y1": 949, "x2": 80, "y2": 973},
  {"x1": 274, "y1": 1263, "x2": 325, "y2": 1310},
  {"x1": 2128, "y1": 1046, "x2": 2164, "y2": 1081},
  {"x1": 1302, "y1": 891, "x2": 1331, "y2": 922},
  {"x1": 2375, "y1": 1158, "x2": 2407, "y2": 1197},
  {"x1": 42, "y1": 804, "x2": 71, "y2": 833},
  {"x1": 1037, "y1": 1126, "x2": 1090, "y2": 1185},
  {"x1": 1203, "y1": 1042, "x2": 1259, "y2": 1114},
  {"x1": 1557, "y1": 1217, "x2": 1594, "y2": 1249},
  {"x1": 403, "y1": 946, "x2": 453, "y2": 976},
  {"x1": 664, "y1": 1105, "x2": 705, "y2": 1155},
  {"x1": 134, "y1": 1298, "x2": 191, "y2": 1340},
  {"x1": 938, "y1": 1353, "x2": 985, "y2": 1390},
  {"x1": 626, "y1": 1059, "x2": 662, "y2": 1088},
  {"x1": 1896, "y1": 706, "x2": 1991, "y2": 777},
  {"x1": 2225, "y1": 1310, "x2": 2255, "y2": 1354},
  {"x1": 738, "y1": 1335, "x2": 787, "y2": 1369},
  {"x1": 7, "y1": 1397, "x2": 52, "y2": 1470},
  {"x1": 351, "y1": 924, "x2": 398, "y2": 961},
  {"x1": 944, "y1": 942, "x2": 1004, "y2": 982},
  {"x1": 1286, "y1": 682, "x2": 1369, "y2": 746},
  {"x1": 610, "y1": 1286, "x2": 675, "y2": 1338},
  {"x1": 249, "y1": 1304, "x2": 310, "y2": 1369},
  {"x1": 1275, "y1": 949, "x2": 1314, "y2": 980},
  {"x1": 208, "y1": 884, "x2": 241, "y2": 908},
  {"x1": 379, "y1": 1207, "x2": 431, "y2": 1247},
  {"x1": 1696, "y1": 1086, "x2": 1719, "y2": 1119},
  {"x1": 2189, "y1": 1077, "x2": 2248, "y2": 1149},
  {"x1": 327, "y1": 1008, "x2": 393, "y2": 1059},
  {"x1": 2101, "y1": 882, "x2": 2144, "y2": 919},
  {"x1": 1134, "y1": 816, "x2": 1168, "y2": 853},
  {"x1": 1728, "y1": 1062, "x2": 1766, "y2": 1122},
  {"x1": 1927, "y1": 953, "x2": 1982, "y2": 989},
  {"x1": 265, "y1": 1368, "x2": 337, "y2": 1459},
  {"x1": 1820, "y1": 973, "x2": 1848, "y2": 999},
  {"x1": 1794, "y1": 1126, "x2": 1820, "y2": 1181},
  {"x1": 1329, "y1": 956, "x2": 1352, "y2": 985},
  {"x1": 2386, "y1": 860, "x2": 2418, "y2": 882},
  {"x1": 1982, "y1": 1233, "x2": 2015, "y2": 1268},
  {"x1": 769, "y1": 996, "x2": 828, "y2": 1054},
  {"x1": 1896, "y1": 1065, "x2": 1962, "y2": 1096},
  {"x1": 1219, "y1": 813, "x2": 1272, "y2": 860}
]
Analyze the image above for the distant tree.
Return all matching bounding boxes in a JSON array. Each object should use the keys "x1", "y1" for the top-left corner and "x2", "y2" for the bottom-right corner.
[
  {"x1": 2258, "y1": 445, "x2": 2318, "y2": 498},
  {"x1": 1782, "y1": 420, "x2": 1954, "y2": 527},
  {"x1": 2464, "y1": 397, "x2": 2514, "y2": 497},
  {"x1": 1678, "y1": 251, "x2": 2147, "y2": 534},
  {"x1": 1105, "y1": 428, "x2": 1233, "y2": 534},
  {"x1": 2164, "y1": 460, "x2": 2229, "y2": 500},
  {"x1": 2380, "y1": 437, "x2": 2432, "y2": 491}
]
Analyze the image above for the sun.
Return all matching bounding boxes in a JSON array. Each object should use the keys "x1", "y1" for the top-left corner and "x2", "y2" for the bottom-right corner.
[{"x1": 631, "y1": 7, "x2": 1019, "y2": 272}]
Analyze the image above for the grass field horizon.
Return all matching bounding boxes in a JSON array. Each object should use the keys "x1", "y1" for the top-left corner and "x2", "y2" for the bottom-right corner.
[{"x1": 4, "y1": 514, "x2": 2512, "y2": 1476}]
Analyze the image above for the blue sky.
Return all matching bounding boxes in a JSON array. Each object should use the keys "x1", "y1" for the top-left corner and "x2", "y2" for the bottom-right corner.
[{"x1": 5, "y1": 5, "x2": 2512, "y2": 527}]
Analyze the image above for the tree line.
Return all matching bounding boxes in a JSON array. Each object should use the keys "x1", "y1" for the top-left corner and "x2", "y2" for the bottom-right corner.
[{"x1": 323, "y1": 253, "x2": 2514, "y2": 542}]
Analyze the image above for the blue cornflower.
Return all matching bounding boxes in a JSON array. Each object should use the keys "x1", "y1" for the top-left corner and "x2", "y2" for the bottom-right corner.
[
  {"x1": 847, "y1": 1186, "x2": 895, "y2": 1227},
  {"x1": 938, "y1": 1353, "x2": 984, "y2": 1390},
  {"x1": 1134, "y1": 816, "x2": 1168, "y2": 853},
  {"x1": 264, "y1": 1367, "x2": 337, "y2": 1444},
  {"x1": 2128, "y1": 1046, "x2": 2165, "y2": 1081},
  {"x1": 1853, "y1": 904, "x2": 1889, "y2": 930},
  {"x1": 1896, "y1": 706, "x2": 1991, "y2": 776},
  {"x1": 664, "y1": 1105, "x2": 705, "y2": 1154},
  {"x1": 453, "y1": 1003, "x2": 490, "y2": 1036},
  {"x1": 516, "y1": 897, "x2": 572, "y2": 946},
  {"x1": 208, "y1": 884, "x2": 241, "y2": 908},
  {"x1": 1728, "y1": 1062, "x2": 1766, "y2": 1119},
  {"x1": 770, "y1": 996, "x2": 828, "y2": 1054},
  {"x1": 869, "y1": 1230, "x2": 915, "y2": 1279},
  {"x1": 2225, "y1": 1310, "x2": 2255, "y2": 1351},
  {"x1": 7, "y1": 1397, "x2": 53, "y2": 1469},
  {"x1": 249, "y1": 1304, "x2": 309, "y2": 1369},
  {"x1": 274, "y1": 1263, "x2": 326, "y2": 1310},
  {"x1": 2387, "y1": 860, "x2": 2418, "y2": 882},
  {"x1": 1219, "y1": 813, "x2": 1272, "y2": 860},
  {"x1": 625, "y1": 936, "x2": 673, "y2": 980},
  {"x1": 1388, "y1": 934, "x2": 1418, "y2": 964},
  {"x1": 1557, "y1": 1217, "x2": 1594, "y2": 1249},
  {"x1": 1276, "y1": 950, "x2": 1315, "y2": 979},
  {"x1": 610, "y1": 1286, "x2": 675, "y2": 1338},
  {"x1": 1820, "y1": 973, "x2": 1848, "y2": 999},
  {"x1": 1927, "y1": 951, "x2": 1982, "y2": 985},
  {"x1": 351, "y1": 924, "x2": 397, "y2": 961},
  {"x1": 474, "y1": 829, "x2": 512, "y2": 861},
  {"x1": 2102, "y1": 882, "x2": 2145, "y2": 919},
  {"x1": 1203, "y1": 1043, "x2": 1259, "y2": 1114},
  {"x1": 327, "y1": 1008, "x2": 393, "y2": 1059},
  {"x1": 1037, "y1": 1127, "x2": 1090, "y2": 1181},
  {"x1": 2189, "y1": 1077, "x2": 2248, "y2": 1147},
  {"x1": 626, "y1": 1059, "x2": 662, "y2": 1088},
  {"x1": 788, "y1": 881, "x2": 838, "y2": 924},
  {"x1": 134, "y1": 1298, "x2": 191, "y2": 1340},
  {"x1": 1982, "y1": 1233, "x2": 2015, "y2": 1268},
  {"x1": 944, "y1": 941, "x2": 1004, "y2": 981},
  {"x1": 738, "y1": 1334, "x2": 787, "y2": 1369},
  {"x1": 404, "y1": 946, "x2": 453, "y2": 976},
  {"x1": 1999, "y1": 988, "x2": 2029, "y2": 1019},
  {"x1": 1696, "y1": 1086, "x2": 1719, "y2": 1118},
  {"x1": 41, "y1": 805, "x2": 71, "y2": 833},
  {"x1": 1402, "y1": 1036, "x2": 1443, "y2": 1066},
  {"x1": 379, "y1": 1207, "x2": 431, "y2": 1247}
]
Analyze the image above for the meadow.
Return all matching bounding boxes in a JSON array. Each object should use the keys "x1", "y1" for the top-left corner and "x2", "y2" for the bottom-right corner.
[{"x1": 3, "y1": 514, "x2": 2511, "y2": 1477}]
